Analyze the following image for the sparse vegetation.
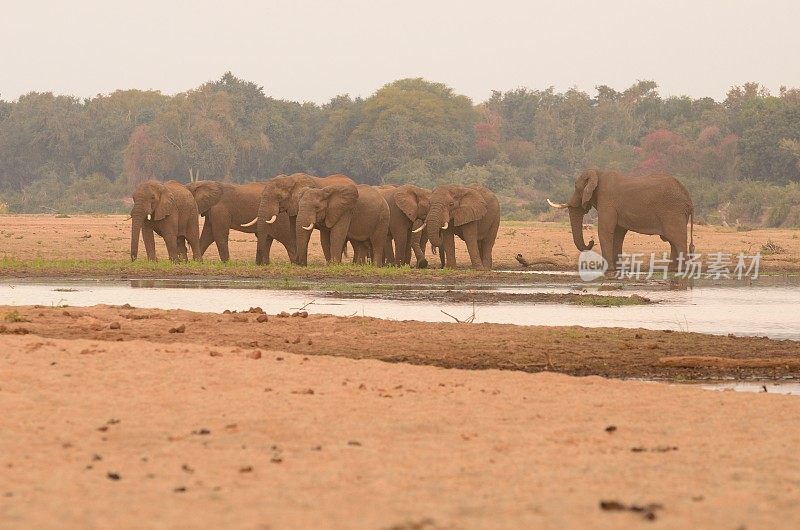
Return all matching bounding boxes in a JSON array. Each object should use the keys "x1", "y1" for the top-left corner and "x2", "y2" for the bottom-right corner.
[{"x1": 3, "y1": 310, "x2": 30, "y2": 323}]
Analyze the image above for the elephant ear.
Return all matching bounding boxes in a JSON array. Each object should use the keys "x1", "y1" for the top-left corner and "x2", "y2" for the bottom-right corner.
[
  {"x1": 323, "y1": 184, "x2": 359, "y2": 229},
  {"x1": 394, "y1": 186, "x2": 419, "y2": 222},
  {"x1": 187, "y1": 181, "x2": 223, "y2": 215},
  {"x1": 581, "y1": 170, "x2": 599, "y2": 209},
  {"x1": 452, "y1": 187, "x2": 487, "y2": 226},
  {"x1": 154, "y1": 186, "x2": 176, "y2": 221}
]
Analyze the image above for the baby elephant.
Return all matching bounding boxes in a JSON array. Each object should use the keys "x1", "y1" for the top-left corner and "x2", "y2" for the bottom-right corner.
[{"x1": 130, "y1": 180, "x2": 200, "y2": 262}]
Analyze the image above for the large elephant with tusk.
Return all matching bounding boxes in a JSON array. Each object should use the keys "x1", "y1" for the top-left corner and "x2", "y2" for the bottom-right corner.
[
  {"x1": 186, "y1": 181, "x2": 295, "y2": 263},
  {"x1": 241, "y1": 173, "x2": 355, "y2": 264},
  {"x1": 547, "y1": 169, "x2": 694, "y2": 271},
  {"x1": 295, "y1": 184, "x2": 390, "y2": 266},
  {"x1": 130, "y1": 180, "x2": 200, "y2": 262},
  {"x1": 378, "y1": 184, "x2": 433, "y2": 267},
  {"x1": 425, "y1": 184, "x2": 500, "y2": 270}
]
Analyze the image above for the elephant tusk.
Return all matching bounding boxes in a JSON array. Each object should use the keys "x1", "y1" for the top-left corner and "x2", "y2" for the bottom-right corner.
[
  {"x1": 547, "y1": 198, "x2": 568, "y2": 209},
  {"x1": 411, "y1": 222, "x2": 426, "y2": 234},
  {"x1": 441, "y1": 221, "x2": 448, "y2": 230},
  {"x1": 302, "y1": 223, "x2": 314, "y2": 231},
  {"x1": 240, "y1": 217, "x2": 258, "y2": 227},
  {"x1": 265, "y1": 215, "x2": 277, "y2": 224}
]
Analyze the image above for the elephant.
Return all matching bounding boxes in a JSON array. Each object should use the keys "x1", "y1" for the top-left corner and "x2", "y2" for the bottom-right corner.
[
  {"x1": 378, "y1": 184, "x2": 433, "y2": 267},
  {"x1": 130, "y1": 180, "x2": 200, "y2": 262},
  {"x1": 295, "y1": 183, "x2": 390, "y2": 266},
  {"x1": 243, "y1": 173, "x2": 355, "y2": 264},
  {"x1": 546, "y1": 169, "x2": 695, "y2": 272},
  {"x1": 186, "y1": 180, "x2": 295, "y2": 264},
  {"x1": 423, "y1": 184, "x2": 500, "y2": 270}
]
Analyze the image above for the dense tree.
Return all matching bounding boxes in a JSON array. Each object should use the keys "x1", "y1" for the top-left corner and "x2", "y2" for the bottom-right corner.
[{"x1": 1, "y1": 74, "x2": 799, "y2": 224}]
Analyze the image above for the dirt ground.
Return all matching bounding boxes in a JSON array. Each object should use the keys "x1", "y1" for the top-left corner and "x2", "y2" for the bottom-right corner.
[
  {"x1": 3, "y1": 323, "x2": 800, "y2": 529},
  {"x1": 2, "y1": 215, "x2": 800, "y2": 528},
  {"x1": 3, "y1": 305, "x2": 799, "y2": 380},
  {"x1": 2, "y1": 214, "x2": 800, "y2": 271}
]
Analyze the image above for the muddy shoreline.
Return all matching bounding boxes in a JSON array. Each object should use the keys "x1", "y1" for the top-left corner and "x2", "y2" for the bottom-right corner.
[
  {"x1": 3, "y1": 304, "x2": 798, "y2": 381},
  {"x1": 320, "y1": 289, "x2": 653, "y2": 305}
]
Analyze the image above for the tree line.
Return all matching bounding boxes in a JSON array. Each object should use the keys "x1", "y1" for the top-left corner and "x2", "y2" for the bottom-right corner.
[{"x1": 1, "y1": 73, "x2": 799, "y2": 226}]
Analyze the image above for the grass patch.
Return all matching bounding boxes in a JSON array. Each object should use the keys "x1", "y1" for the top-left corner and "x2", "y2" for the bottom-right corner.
[
  {"x1": 567, "y1": 293, "x2": 651, "y2": 306},
  {"x1": 0, "y1": 257, "x2": 542, "y2": 285},
  {"x1": 3, "y1": 310, "x2": 30, "y2": 323}
]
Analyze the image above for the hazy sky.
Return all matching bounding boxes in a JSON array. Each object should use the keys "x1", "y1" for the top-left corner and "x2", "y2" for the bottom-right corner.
[{"x1": 3, "y1": 0, "x2": 799, "y2": 103}]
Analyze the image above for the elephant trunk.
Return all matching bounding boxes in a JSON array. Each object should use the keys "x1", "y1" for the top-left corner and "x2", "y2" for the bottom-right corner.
[
  {"x1": 568, "y1": 207, "x2": 594, "y2": 251},
  {"x1": 255, "y1": 217, "x2": 268, "y2": 265},
  {"x1": 295, "y1": 206, "x2": 316, "y2": 266},
  {"x1": 295, "y1": 223, "x2": 312, "y2": 266},
  {"x1": 255, "y1": 198, "x2": 279, "y2": 265},
  {"x1": 426, "y1": 205, "x2": 446, "y2": 248},
  {"x1": 130, "y1": 205, "x2": 144, "y2": 261}
]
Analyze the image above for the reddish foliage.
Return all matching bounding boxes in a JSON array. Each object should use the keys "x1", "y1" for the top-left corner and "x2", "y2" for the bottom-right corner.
[
  {"x1": 634, "y1": 128, "x2": 738, "y2": 181},
  {"x1": 474, "y1": 122, "x2": 501, "y2": 162}
]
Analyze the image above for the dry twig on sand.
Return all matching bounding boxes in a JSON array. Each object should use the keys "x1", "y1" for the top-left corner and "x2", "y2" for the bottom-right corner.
[
  {"x1": 441, "y1": 303, "x2": 476, "y2": 324},
  {"x1": 515, "y1": 253, "x2": 560, "y2": 268}
]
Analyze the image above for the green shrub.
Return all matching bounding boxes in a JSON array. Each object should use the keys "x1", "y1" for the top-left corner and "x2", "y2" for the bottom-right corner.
[{"x1": 4, "y1": 173, "x2": 129, "y2": 214}]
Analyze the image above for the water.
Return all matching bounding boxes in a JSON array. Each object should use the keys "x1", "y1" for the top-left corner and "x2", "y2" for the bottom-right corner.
[
  {"x1": 1, "y1": 278, "x2": 798, "y2": 340},
  {"x1": 699, "y1": 381, "x2": 800, "y2": 395}
]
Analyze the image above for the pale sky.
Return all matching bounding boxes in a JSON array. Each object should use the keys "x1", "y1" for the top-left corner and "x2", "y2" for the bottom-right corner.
[{"x1": 2, "y1": 0, "x2": 799, "y2": 103}]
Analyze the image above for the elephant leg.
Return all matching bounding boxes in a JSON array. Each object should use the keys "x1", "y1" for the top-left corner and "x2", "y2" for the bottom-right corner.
[
  {"x1": 384, "y1": 236, "x2": 395, "y2": 266},
  {"x1": 177, "y1": 237, "x2": 189, "y2": 262},
  {"x1": 404, "y1": 235, "x2": 413, "y2": 266},
  {"x1": 442, "y1": 230, "x2": 457, "y2": 268},
  {"x1": 296, "y1": 228, "x2": 312, "y2": 266},
  {"x1": 320, "y1": 228, "x2": 332, "y2": 264},
  {"x1": 260, "y1": 237, "x2": 274, "y2": 265},
  {"x1": 460, "y1": 223, "x2": 483, "y2": 269},
  {"x1": 667, "y1": 242, "x2": 679, "y2": 271},
  {"x1": 199, "y1": 218, "x2": 214, "y2": 258},
  {"x1": 412, "y1": 230, "x2": 427, "y2": 268},
  {"x1": 142, "y1": 224, "x2": 157, "y2": 261},
  {"x1": 613, "y1": 226, "x2": 628, "y2": 269},
  {"x1": 479, "y1": 238, "x2": 495, "y2": 270},
  {"x1": 664, "y1": 223, "x2": 688, "y2": 271},
  {"x1": 328, "y1": 224, "x2": 349, "y2": 264},
  {"x1": 162, "y1": 227, "x2": 179, "y2": 262},
  {"x1": 211, "y1": 221, "x2": 231, "y2": 262},
  {"x1": 480, "y1": 219, "x2": 499, "y2": 270},
  {"x1": 187, "y1": 219, "x2": 201, "y2": 261},
  {"x1": 354, "y1": 241, "x2": 369, "y2": 265},
  {"x1": 392, "y1": 229, "x2": 407, "y2": 266},
  {"x1": 371, "y1": 235, "x2": 386, "y2": 267},
  {"x1": 597, "y1": 213, "x2": 617, "y2": 271}
]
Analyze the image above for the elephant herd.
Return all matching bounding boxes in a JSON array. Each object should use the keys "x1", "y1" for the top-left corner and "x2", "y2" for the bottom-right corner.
[
  {"x1": 129, "y1": 169, "x2": 696, "y2": 273},
  {"x1": 129, "y1": 173, "x2": 501, "y2": 270}
]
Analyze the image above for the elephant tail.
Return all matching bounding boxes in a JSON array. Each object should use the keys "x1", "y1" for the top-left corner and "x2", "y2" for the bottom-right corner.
[{"x1": 689, "y1": 210, "x2": 695, "y2": 255}]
